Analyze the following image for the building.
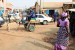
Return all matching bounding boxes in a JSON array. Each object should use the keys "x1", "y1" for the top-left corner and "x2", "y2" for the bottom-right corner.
[
  {"x1": 38, "y1": 2, "x2": 64, "y2": 16},
  {"x1": 0, "y1": 0, "x2": 13, "y2": 16},
  {"x1": 0, "y1": 0, "x2": 6, "y2": 16},
  {"x1": 72, "y1": 0, "x2": 75, "y2": 2},
  {"x1": 2, "y1": 2, "x2": 13, "y2": 17},
  {"x1": 31, "y1": 1, "x2": 75, "y2": 17},
  {"x1": 63, "y1": 2, "x2": 75, "y2": 9},
  {"x1": 0, "y1": 0, "x2": 6, "y2": 9},
  {"x1": 38, "y1": 2, "x2": 75, "y2": 16},
  {"x1": 6, "y1": 2, "x2": 13, "y2": 11}
]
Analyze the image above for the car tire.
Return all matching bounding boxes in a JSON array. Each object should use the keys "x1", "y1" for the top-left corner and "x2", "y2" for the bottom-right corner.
[{"x1": 43, "y1": 20, "x2": 48, "y2": 25}]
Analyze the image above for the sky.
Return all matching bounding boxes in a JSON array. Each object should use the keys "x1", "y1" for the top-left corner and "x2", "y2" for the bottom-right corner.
[{"x1": 6, "y1": 0, "x2": 72, "y2": 9}]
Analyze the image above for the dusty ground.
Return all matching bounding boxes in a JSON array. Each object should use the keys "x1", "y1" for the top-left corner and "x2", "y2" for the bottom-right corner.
[{"x1": 0, "y1": 22, "x2": 75, "y2": 50}]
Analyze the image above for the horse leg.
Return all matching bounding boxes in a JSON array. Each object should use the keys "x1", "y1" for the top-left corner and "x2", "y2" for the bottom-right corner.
[
  {"x1": 16, "y1": 23, "x2": 20, "y2": 30},
  {"x1": 7, "y1": 22, "x2": 10, "y2": 31}
]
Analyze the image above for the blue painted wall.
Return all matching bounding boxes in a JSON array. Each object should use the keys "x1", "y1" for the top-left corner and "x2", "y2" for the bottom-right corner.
[{"x1": 45, "y1": 10, "x2": 49, "y2": 14}]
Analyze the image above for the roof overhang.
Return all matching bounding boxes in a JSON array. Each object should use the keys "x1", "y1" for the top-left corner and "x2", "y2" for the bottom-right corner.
[
  {"x1": 43, "y1": 7, "x2": 62, "y2": 10},
  {"x1": 67, "y1": 9, "x2": 75, "y2": 12},
  {"x1": 63, "y1": 2, "x2": 75, "y2": 4}
]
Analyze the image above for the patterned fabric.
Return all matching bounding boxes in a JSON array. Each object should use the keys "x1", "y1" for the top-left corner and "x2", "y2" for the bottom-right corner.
[
  {"x1": 54, "y1": 44, "x2": 67, "y2": 50},
  {"x1": 56, "y1": 27, "x2": 69, "y2": 46}
]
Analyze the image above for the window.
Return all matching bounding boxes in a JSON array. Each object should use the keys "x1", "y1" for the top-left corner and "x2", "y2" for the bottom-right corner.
[{"x1": 37, "y1": 15, "x2": 44, "y2": 18}]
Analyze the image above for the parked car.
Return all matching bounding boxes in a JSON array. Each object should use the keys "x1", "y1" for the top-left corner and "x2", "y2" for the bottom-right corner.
[
  {"x1": 21, "y1": 14, "x2": 53, "y2": 25},
  {"x1": 36, "y1": 14, "x2": 53, "y2": 25}
]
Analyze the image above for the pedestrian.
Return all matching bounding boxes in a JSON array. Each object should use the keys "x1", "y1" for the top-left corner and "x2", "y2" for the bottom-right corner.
[
  {"x1": 27, "y1": 9, "x2": 36, "y2": 22},
  {"x1": 53, "y1": 12, "x2": 58, "y2": 23},
  {"x1": 54, "y1": 12, "x2": 69, "y2": 50}
]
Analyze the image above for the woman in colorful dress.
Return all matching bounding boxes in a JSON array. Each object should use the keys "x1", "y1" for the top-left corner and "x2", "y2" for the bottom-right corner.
[{"x1": 54, "y1": 12, "x2": 69, "y2": 50}]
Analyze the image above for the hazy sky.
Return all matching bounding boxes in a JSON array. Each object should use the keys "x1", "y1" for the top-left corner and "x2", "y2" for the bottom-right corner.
[{"x1": 7, "y1": 0, "x2": 72, "y2": 9}]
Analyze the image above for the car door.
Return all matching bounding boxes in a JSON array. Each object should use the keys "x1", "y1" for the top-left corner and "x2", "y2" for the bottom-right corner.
[{"x1": 36, "y1": 15, "x2": 44, "y2": 22}]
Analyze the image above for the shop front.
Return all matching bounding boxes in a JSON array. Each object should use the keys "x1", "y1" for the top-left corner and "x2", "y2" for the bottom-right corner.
[{"x1": 0, "y1": 6, "x2": 4, "y2": 17}]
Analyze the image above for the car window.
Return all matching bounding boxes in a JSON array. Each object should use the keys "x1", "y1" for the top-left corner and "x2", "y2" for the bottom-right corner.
[{"x1": 37, "y1": 15, "x2": 44, "y2": 18}]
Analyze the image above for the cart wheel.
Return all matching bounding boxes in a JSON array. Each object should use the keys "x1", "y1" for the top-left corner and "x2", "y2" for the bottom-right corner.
[
  {"x1": 28, "y1": 24, "x2": 35, "y2": 32},
  {"x1": 24, "y1": 23, "x2": 29, "y2": 30}
]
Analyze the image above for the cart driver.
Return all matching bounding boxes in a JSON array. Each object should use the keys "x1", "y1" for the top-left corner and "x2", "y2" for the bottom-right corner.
[
  {"x1": 25, "y1": 8, "x2": 36, "y2": 27},
  {"x1": 26, "y1": 8, "x2": 36, "y2": 22}
]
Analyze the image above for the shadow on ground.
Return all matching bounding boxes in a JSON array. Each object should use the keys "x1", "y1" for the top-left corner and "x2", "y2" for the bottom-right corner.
[
  {"x1": 37, "y1": 27, "x2": 58, "y2": 36},
  {"x1": 41, "y1": 27, "x2": 75, "y2": 50},
  {"x1": 42, "y1": 28, "x2": 58, "y2": 45},
  {"x1": 26, "y1": 41, "x2": 53, "y2": 50},
  {"x1": 0, "y1": 27, "x2": 30, "y2": 32}
]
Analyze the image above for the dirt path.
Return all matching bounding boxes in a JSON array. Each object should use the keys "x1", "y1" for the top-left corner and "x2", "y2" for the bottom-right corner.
[{"x1": 0, "y1": 22, "x2": 75, "y2": 50}]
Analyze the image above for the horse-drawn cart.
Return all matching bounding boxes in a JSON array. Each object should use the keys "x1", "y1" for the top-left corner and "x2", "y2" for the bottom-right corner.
[{"x1": 23, "y1": 18, "x2": 39, "y2": 32}]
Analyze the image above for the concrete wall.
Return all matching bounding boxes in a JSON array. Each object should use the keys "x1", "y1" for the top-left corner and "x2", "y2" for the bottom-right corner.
[{"x1": 6, "y1": 3, "x2": 13, "y2": 9}]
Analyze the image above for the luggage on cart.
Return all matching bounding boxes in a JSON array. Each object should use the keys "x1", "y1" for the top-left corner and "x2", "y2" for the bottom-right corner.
[{"x1": 24, "y1": 18, "x2": 36, "y2": 32}]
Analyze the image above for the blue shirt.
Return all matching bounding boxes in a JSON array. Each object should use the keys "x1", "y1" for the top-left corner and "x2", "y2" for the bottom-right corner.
[{"x1": 30, "y1": 11, "x2": 36, "y2": 18}]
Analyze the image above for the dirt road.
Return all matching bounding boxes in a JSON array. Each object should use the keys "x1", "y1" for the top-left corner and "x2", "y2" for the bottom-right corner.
[{"x1": 0, "y1": 22, "x2": 75, "y2": 50}]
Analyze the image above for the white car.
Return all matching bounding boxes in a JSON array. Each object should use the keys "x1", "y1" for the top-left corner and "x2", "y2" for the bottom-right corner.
[
  {"x1": 36, "y1": 14, "x2": 53, "y2": 25},
  {"x1": 22, "y1": 14, "x2": 53, "y2": 25}
]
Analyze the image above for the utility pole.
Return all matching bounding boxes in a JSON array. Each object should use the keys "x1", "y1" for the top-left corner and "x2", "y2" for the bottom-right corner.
[{"x1": 40, "y1": 0, "x2": 42, "y2": 14}]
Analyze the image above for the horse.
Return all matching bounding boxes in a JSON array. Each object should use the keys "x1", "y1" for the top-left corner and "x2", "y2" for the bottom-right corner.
[{"x1": 3, "y1": 14, "x2": 22, "y2": 31}]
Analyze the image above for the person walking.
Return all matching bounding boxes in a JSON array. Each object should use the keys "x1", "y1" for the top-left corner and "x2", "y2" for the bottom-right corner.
[
  {"x1": 54, "y1": 12, "x2": 69, "y2": 50},
  {"x1": 53, "y1": 12, "x2": 58, "y2": 23}
]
